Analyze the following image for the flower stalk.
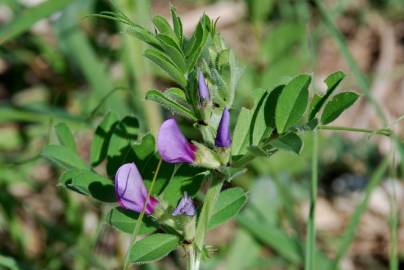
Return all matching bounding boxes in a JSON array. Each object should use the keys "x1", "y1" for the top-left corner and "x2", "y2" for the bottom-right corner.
[
  {"x1": 304, "y1": 129, "x2": 318, "y2": 270},
  {"x1": 193, "y1": 174, "x2": 224, "y2": 269},
  {"x1": 122, "y1": 159, "x2": 163, "y2": 270}
]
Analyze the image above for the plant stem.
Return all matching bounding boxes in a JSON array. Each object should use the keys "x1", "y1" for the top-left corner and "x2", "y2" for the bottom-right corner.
[
  {"x1": 305, "y1": 129, "x2": 318, "y2": 270},
  {"x1": 318, "y1": 125, "x2": 392, "y2": 137},
  {"x1": 193, "y1": 174, "x2": 224, "y2": 270},
  {"x1": 122, "y1": 159, "x2": 163, "y2": 270},
  {"x1": 186, "y1": 245, "x2": 197, "y2": 270}
]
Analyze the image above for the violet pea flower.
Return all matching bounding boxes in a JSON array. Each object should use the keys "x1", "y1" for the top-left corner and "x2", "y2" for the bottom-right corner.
[
  {"x1": 215, "y1": 107, "x2": 231, "y2": 148},
  {"x1": 115, "y1": 163, "x2": 158, "y2": 215},
  {"x1": 157, "y1": 118, "x2": 196, "y2": 164},
  {"x1": 172, "y1": 193, "x2": 196, "y2": 216},
  {"x1": 198, "y1": 71, "x2": 210, "y2": 102}
]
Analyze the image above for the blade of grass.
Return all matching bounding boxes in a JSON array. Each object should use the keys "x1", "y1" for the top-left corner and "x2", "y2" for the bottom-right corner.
[
  {"x1": 314, "y1": 0, "x2": 387, "y2": 125},
  {"x1": 330, "y1": 159, "x2": 388, "y2": 270},
  {"x1": 114, "y1": 0, "x2": 162, "y2": 134},
  {"x1": 0, "y1": 0, "x2": 74, "y2": 44},
  {"x1": 0, "y1": 104, "x2": 87, "y2": 124},
  {"x1": 54, "y1": 2, "x2": 128, "y2": 116}
]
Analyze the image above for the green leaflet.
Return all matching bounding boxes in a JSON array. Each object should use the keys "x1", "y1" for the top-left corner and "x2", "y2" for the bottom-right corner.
[
  {"x1": 232, "y1": 88, "x2": 268, "y2": 155},
  {"x1": 275, "y1": 74, "x2": 311, "y2": 133},
  {"x1": 90, "y1": 112, "x2": 119, "y2": 166},
  {"x1": 170, "y1": 6, "x2": 183, "y2": 44},
  {"x1": 144, "y1": 48, "x2": 187, "y2": 87},
  {"x1": 59, "y1": 169, "x2": 114, "y2": 202},
  {"x1": 320, "y1": 92, "x2": 359, "y2": 124},
  {"x1": 42, "y1": 145, "x2": 88, "y2": 170},
  {"x1": 270, "y1": 132, "x2": 303, "y2": 154},
  {"x1": 152, "y1": 15, "x2": 178, "y2": 44},
  {"x1": 129, "y1": 233, "x2": 179, "y2": 264},
  {"x1": 145, "y1": 89, "x2": 197, "y2": 121},
  {"x1": 126, "y1": 24, "x2": 162, "y2": 50},
  {"x1": 157, "y1": 34, "x2": 186, "y2": 72},
  {"x1": 55, "y1": 123, "x2": 77, "y2": 152},
  {"x1": 249, "y1": 89, "x2": 273, "y2": 146},
  {"x1": 309, "y1": 71, "x2": 345, "y2": 120},
  {"x1": 209, "y1": 187, "x2": 248, "y2": 229},
  {"x1": 185, "y1": 17, "x2": 209, "y2": 71},
  {"x1": 107, "y1": 207, "x2": 157, "y2": 234}
]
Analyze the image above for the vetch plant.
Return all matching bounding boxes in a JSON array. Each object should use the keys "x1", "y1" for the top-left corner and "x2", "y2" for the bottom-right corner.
[{"x1": 41, "y1": 6, "x2": 370, "y2": 270}]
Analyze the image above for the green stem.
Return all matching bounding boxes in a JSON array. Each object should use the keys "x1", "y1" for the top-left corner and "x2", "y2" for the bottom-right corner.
[
  {"x1": 186, "y1": 245, "x2": 197, "y2": 270},
  {"x1": 318, "y1": 125, "x2": 392, "y2": 137},
  {"x1": 389, "y1": 141, "x2": 398, "y2": 270},
  {"x1": 193, "y1": 174, "x2": 224, "y2": 270},
  {"x1": 305, "y1": 129, "x2": 318, "y2": 270},
  {"x1": 122, "y1": 159, "x2": 163, "y2": 270},
  {"x1": 389, "y1": 188, "x2": 398, "y2": 270}
]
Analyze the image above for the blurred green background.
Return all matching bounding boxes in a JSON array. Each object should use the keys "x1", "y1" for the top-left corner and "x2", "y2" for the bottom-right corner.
[{"x1": 1, "y1": 0, "x2": 404, "y2": 269}]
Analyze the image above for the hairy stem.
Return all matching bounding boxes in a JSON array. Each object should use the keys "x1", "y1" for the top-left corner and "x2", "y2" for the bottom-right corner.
[
  {"x1": 186, "y1": 245, "x2": 197, "y2": 270},
  {"x1": 122, "y1": 159, "x2": 163, "y2": 270}
]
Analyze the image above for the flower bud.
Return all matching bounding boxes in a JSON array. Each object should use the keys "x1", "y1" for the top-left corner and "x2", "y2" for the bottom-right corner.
[
  {"x1": 172, "y1": 193, "x2": 195, "y2": 216},
  {"x1": 215, "y1": 107, "x2": 231, "y2": 148},
  {"x1": 198, "y1": 71, "x2": 210, "y2": 102}
]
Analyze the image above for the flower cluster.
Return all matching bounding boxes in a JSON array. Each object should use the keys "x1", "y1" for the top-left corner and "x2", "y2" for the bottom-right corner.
[{"x1": 115, "y1": 72, "x2": 231, "y2": 218}]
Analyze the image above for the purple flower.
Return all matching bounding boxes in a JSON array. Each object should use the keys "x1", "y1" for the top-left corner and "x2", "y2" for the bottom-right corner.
[
  {"x1": 115, "y1": 163, "x2": 158, "y2": 215},
  {"x1": 198, "y1": 71, "x2": 210, "y2": 102},
  {"x1": 172, "y1": 193, "x2": 196, "y2": 216},
  {"x1": 215, "y1": 107, "x2": 231, "y2": 147},
  {"x1": 157, "y1": 118, "x2": 196, "y2": 164}
]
